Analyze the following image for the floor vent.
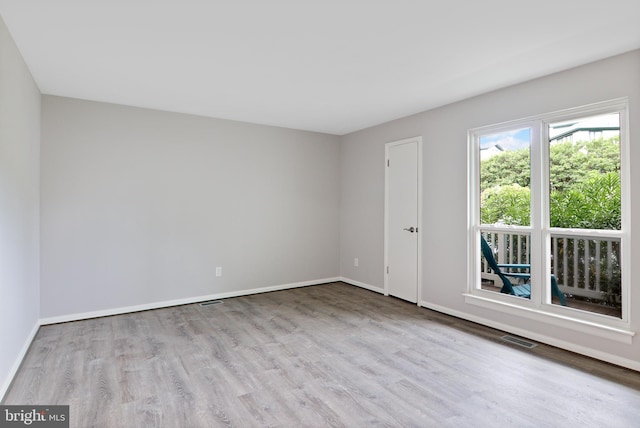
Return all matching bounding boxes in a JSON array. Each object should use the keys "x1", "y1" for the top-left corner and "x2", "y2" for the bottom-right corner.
[
  {"x1": 501, "y1": 335, "x2": 537, "y2": 349},
  {"x1": 200, "y1": 300, "x2": 223, "y2": 307}
]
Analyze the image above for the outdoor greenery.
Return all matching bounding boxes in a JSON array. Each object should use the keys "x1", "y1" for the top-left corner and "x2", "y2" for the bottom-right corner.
[
  {"x1": 480, "y1": 136, "x2": 621, "y2": 230},
  {"x1": 481, "y1": 184, "x2": 530, "y2": 226},
  {"x1": 480, "y1": 134, "x2": 622, "y2": 312}
]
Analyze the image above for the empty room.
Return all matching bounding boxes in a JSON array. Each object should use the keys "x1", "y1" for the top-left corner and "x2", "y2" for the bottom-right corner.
[{"x1": 2, "y1": 1, "x2": 640, "y2": 427}]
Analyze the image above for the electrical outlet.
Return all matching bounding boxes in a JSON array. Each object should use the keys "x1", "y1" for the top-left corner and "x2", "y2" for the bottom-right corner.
[
  {"x1": 215, "y1": 267, "x2": 222, "y2": 277},
  {"x1": 354, "y1": 258, "x2": 359, "y2": 267}
]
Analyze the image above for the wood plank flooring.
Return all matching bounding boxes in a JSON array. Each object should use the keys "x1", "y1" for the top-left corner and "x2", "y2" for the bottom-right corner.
[{"x1": 4, "y1": 282, "x2": 640, "y2": 427}]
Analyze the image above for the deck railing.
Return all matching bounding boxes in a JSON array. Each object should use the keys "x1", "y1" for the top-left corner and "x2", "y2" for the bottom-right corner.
[{"x1": 481, "y1": 231, "x2": 621, "y2": 303}]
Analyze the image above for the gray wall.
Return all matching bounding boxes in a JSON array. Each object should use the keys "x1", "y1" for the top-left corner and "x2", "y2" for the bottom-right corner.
[
  {"x1": 340, "y1": 50, "x2": 640, "y2": 364},
  {"x1": 0, "y1": 17, "x2": 41, "y2": 396},
  {"x1": 40, "y1": 97, "x2": 340, "y2": 318}
]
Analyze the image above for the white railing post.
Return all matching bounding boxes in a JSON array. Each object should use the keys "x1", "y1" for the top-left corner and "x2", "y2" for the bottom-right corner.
[
  {"x1": 585, "y1": 240, "x2": 590, "y2": 291},
  {"x1": 573, "y1": 238, "x2": 579, "y2": 290},
  {"x1": 498, "y1": 232, "x2": 506, "y2": 265},
  {"x1": 607, "y1": 241, "x2": 613, "y2": 281},
  {"x1": 552, "y1": 235, "x2": 558, "y2": 281},
  {"x1": 562, "y1": 238, "x2": 569, "y2": 286},
  {"x1": 595, "y1": 240, "x2": 601, "y2": 293}
]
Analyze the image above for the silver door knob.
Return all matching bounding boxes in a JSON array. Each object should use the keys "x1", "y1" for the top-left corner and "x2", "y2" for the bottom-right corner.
[{"x1": 403, "y1": 227, "x2": 415, "y2": 233}]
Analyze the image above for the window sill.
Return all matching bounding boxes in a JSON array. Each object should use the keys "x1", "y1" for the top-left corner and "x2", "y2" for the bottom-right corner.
[{"x1": 463, "y1": 293, "x2": 635, "y2": 344}]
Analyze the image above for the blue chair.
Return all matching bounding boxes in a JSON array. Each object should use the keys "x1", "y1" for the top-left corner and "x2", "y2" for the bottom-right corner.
[{"x1": 481, "y1": 236, "x2": 567, "y2": 306}]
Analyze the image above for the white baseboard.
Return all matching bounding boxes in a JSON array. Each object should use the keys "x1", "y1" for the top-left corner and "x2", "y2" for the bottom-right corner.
[
  {"x1": 1, "y1": 322, "x2": 39, "y2": 402},
  {"x1": 339, "y1": 277, "x2": 385, "y2": 294},
  {"x1": 419, "y1": 300, "x2": 640, "y2": 372},
  {"x1": 40, "y1": 277, "x2": 341, "y2": 325}
]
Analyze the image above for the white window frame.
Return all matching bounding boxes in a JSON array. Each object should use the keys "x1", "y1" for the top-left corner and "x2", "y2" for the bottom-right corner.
[{"x1": 466, "y1": 98, "x2": 633, "y2": 344}]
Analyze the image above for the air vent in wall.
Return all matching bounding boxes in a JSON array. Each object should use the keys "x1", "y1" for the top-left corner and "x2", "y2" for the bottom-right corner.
[{"x1": 501, "y1": 335, "x2": 537, "y2": 349}]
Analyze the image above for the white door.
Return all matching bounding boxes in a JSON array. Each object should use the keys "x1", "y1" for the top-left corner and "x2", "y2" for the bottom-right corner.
[{"x1": 385, "y1": 137, "x2": 421, "y2": 303}]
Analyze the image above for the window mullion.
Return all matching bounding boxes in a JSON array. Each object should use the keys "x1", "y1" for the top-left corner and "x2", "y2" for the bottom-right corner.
[
  {"x1": 540, "y1": 121, "x2": 552, "y2": 305},
  {"x1": 529, "y1": 122, "x2": 544, "y2": 305}
]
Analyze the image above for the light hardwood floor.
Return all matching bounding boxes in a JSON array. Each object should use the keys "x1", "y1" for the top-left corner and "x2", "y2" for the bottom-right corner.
[{"x1": 4, "y1": 282, "x2": 640, "y2": 427}]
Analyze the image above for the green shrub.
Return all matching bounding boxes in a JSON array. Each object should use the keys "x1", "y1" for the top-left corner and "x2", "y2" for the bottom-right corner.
[
  {"x1": 481, "y1": 137, "x2": 620, "y2": 230},
  {"x1": 481, "y1": 185, "x2": 530, "y2": 226}
]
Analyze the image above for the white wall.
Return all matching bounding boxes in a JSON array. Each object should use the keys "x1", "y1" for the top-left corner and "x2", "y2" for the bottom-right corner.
[
  {"x1": 340, "y1": 50, "x2": 640, "y2": 366},
  {"x1": 40, "y1": 97, "x2": 340, "y2": 319},
  {"x1": 0, "y1": 16, "x2": 41, "y2": 397}
]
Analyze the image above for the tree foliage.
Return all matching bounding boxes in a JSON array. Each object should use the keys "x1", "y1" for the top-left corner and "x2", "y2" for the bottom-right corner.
[
  {"x1": 481, "y1": 136, "x2": 620, "y2": 229},
  {"x1": 549, "y1": 138, "x2": 620, "y2": 192},
  {"x1": 549, "y1": 172, "x2": 621, "y2": 229},
  {"x1": 481, "y1": 185, "x2": 530, "y2": 226},
  {"x1": 480, "y1": 149, "x2": 530, "y2": 192}
]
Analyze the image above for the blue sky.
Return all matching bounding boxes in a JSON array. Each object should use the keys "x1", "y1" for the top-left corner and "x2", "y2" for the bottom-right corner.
[{"x1": 480, "y1": 127, "x2": 530, "y2": 151}]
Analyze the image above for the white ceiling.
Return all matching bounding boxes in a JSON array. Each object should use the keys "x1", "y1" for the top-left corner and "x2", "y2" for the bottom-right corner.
[{"x1": 1, "y1": 1, "x2": 639, "y2": 135}]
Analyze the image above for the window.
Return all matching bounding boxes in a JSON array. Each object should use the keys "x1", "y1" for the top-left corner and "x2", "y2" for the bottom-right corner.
[
  {"x1": 468, "y1": 99, "x2": 629, "y2": 331},
  {"x1": 480, "y1": 127, "x2": 531, "y2": 227},
  {"x1": 547, "y1": 113, "x2": 622, "y2": 317}
]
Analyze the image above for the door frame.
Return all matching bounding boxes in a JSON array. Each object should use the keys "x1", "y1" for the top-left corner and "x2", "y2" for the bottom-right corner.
[{"x1": 384, "y1": 136, "x2": 423, "y2": 304}]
